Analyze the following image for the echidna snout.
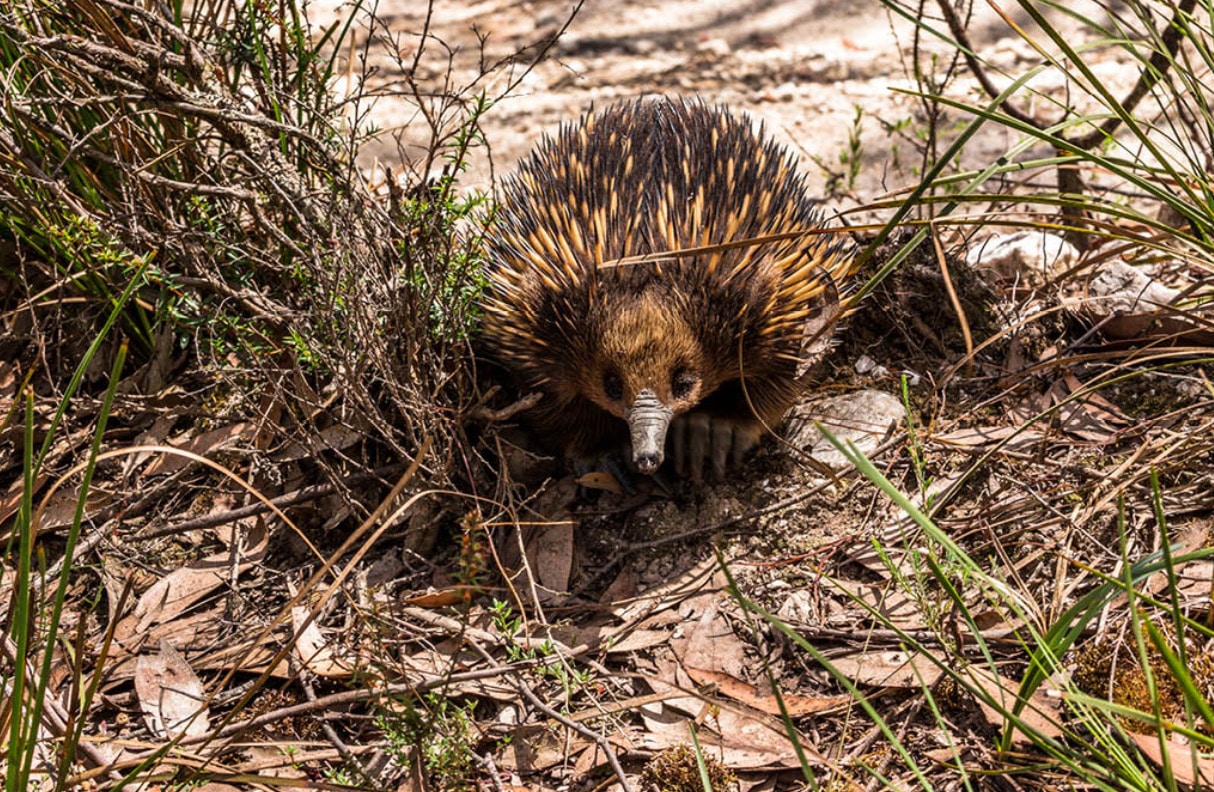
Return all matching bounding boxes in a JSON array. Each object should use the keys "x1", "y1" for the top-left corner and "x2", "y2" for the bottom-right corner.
[{"x1": 627, "y1": 389, "x2": 674, "y2": 474}]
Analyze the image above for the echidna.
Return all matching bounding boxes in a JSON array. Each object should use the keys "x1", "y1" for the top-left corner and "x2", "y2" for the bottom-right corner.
[{"x1": 481, "y1": 97, "x2": 855, "y2": 482}]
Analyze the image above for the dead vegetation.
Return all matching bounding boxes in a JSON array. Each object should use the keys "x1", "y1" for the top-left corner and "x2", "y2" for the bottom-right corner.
[{"x1": 3, "y1": 1, "x2": 1214, "y2": 791}]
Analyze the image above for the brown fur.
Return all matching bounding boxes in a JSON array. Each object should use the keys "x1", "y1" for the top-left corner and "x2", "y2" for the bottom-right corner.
[{"x1": 480, "y1": 97, "x2": 855, "y2": 471}]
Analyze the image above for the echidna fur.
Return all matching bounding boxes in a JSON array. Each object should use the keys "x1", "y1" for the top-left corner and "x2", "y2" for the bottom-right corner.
[{"x1": 480, "y1": 96, "x2": 856, "y2": 480}]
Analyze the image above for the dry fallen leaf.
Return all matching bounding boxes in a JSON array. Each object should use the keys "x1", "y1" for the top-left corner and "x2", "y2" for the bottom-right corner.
[
  {"x1": 1129, "y1": 731, "x2": 1214, "y2": 786},
  {"x1": 290, "y1": 605, "x2": 353, "y2": 679},
  {"x1": 601, "y1": 628, "x2": 671, "y2": 654},
  {"x1": 933, "y1": 425, "x2": 1046, "y2": 452},
  {"x1": 637, "y1": 697, "x2": 826, "y2": 771},
  {"x1": 685, "y1": 667, "x2": 850, "y2": 717},
  {"x1": 676, "y1": 603, "x2": 748, "y2": 679},
  {"x1": 404, "y1": 586, "x2": 483, "y2": 608},
  {"x1": 141, "y1": 422, "x2": 253, "y2": 477},
  {"x1": 273, "y1": 422, "x2": 366, "y2": 462},
  {"x1": 829, "y1": 649, "x2": 945, "y2": 689},
  {"x1": 523, "y1": 521, "x2": 575, "y2": 594},
  {"x1": 573, "y1": 470, "x2": 623, "y2": 494},
  {"x1": 966, "y1": 665, "x2": 1064, "y2": 745},
  {"x1": 113, "y1": 519, "x2": 268, "y2": 646},
  {"x1": 134, "y1": 640, "x2": 210, "y2": 739},
  {"x1": 496, "y1": 723, "x2": 588, "y2": 773},
  {"x1": 820, "y1": 578, "x2": 926, "y2": 628}
]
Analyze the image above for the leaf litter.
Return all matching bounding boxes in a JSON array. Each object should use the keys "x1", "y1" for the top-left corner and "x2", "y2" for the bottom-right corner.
[{"x1": 5, "y1": 3, "x2": 1214, "y2": 791}]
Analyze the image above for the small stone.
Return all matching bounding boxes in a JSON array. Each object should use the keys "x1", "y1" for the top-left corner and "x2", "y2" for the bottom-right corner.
[
  {"x1": 854, "y1": 354, "x2": 889, "y2": 377},
  {"x1": 696, "y1": 37, "x2": 731, "y2": 57},
  {"x1": 771, "y1": 81, "x2": 798, "y2": 102}
]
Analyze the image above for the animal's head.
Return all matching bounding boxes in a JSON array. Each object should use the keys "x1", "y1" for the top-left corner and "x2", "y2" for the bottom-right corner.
[{"x1": 580, "y1": 291, "x2": 710, "y2": 474}]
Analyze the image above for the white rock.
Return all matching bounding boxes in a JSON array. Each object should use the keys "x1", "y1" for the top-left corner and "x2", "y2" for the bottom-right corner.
[
  {"x1": 965, "y1": 231, "x2": 1078, "y2": 283},
  {"x1": 786, "y1": 389, "x2": 905, "y2": 469},
  {"x1": 854, "y1": 354, "x2": 889, "y2": 377},
  {"x1": 696, "y1": 37, "x2": 731, "y2": 57},
  {"x1": 1086, "y1": 259, "x2": 1179, "y2": 315}
]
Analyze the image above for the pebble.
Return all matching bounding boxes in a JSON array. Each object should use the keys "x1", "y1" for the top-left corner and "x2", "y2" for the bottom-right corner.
[{"x1": 696, "y1": 37, "x2": 731, "y2": 57}]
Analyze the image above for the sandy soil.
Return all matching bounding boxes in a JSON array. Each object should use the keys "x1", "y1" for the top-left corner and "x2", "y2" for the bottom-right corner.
[{"x1": 307, "y1": 0, "x2": 1134, "y2": 207}]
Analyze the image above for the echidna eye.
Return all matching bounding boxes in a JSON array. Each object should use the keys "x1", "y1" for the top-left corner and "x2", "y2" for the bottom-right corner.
[
  {"x1": 603, "y1": 372, "x2": 624, "y2": 402},
  {"x1": 671, "y1": 369, "x2": 697, "y2": 399}
]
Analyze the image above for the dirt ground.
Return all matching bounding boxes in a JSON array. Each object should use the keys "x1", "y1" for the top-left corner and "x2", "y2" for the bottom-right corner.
[
  {"x1": 310, "y1": 0, "x2": 1136, "y2": 204},
  {"x1": 9, "y1": 1, "x2": 1213, "y2": 790}
]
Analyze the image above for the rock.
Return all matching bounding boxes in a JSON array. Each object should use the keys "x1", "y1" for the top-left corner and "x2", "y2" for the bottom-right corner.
[
  {"x1": 1085, "y1": 259, "x2": 1179, "y2": 315},
  {"x1": 854, "y1": 354, "x2": 889, "y2": 378},
  {"x1": 1079, "y1": 259, "x2": 1185, "y2": 341},
  {"x1": 771, "y1": 81, "x2": 798, "y2": 102},
  {"x1": 965, "y1": 231, "x2": 1079, "y2": 283},
  {"x1": 786, "y1": 389, "x2": 905, "y2": 469},
  {"x1": 696, "y1": 37, "x2": 731, "y2": 57}
]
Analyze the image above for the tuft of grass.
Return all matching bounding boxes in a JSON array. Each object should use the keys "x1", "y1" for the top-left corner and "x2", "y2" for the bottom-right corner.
[{"x1": 728, "y1": 424, "x2": 1214, "y2": 789}]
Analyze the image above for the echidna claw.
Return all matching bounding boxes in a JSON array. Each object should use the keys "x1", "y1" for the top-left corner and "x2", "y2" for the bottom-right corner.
[{"x1": 671, "y1": 412, "x2": 762, "y2": 484}]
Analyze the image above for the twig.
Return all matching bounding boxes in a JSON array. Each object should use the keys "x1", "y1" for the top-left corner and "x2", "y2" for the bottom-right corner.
[
  {"x1": 136, "y1": 462, "x2": 409, "y2": 539},
  {"x1": 0, "y1": 635, "x2": 118, "y2": 778},
  {"x1": 930, "y1": 220, "x2": 973, "y2": 376},
  {"x1": 462, "y1": 637, "x2": 634, "y2": 792},
  {"x1": 466, "y1": 390, "x2": 543, "y2": 423}
]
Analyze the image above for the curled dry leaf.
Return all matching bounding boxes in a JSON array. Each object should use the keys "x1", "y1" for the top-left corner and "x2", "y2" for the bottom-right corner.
[{"x1": 134, "y1": 640, "x2": 210, "y2": 739}]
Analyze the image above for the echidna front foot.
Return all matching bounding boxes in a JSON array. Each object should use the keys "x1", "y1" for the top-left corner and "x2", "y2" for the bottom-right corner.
[{"x1": 671, "y1": 412, "x2": 762, "y2": 484}]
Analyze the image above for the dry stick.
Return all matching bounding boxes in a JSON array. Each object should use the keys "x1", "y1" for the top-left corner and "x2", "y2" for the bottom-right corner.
[
  {"x1": 576, "y1": 458, "x2": 870, "y2": 597},
  {"x1": 930, "y1": 220, "x2": 974, "y2": 377},
  {"x1": 298, "y1": 671, "x2": 367, "y2": 785},
  {"x1": 477, "y1": 752, "x2": 510, "y2": 792},
  {"x1": 579, "y1": 436, "x2": 910, "y2": 597},
  {"x1": 31, "y1": 445, "x2": 336, "y2": 594},
  {"x1": 0, "y1": 634, "x2": 117, "y2": 776},
  {"x1": 857, "y1": 695, "x2": 926, "y2": 792},
  {"x1": 136, "y1": 462, "x2": 409, "y2": 540},
  {"x1": 182, "y1": 660, "x2": 552, "y2": 745},
  {"x1": 205, "y1": 441, "x2": 434, "y2": 732},
  {"x1": 88, "y1": 440, "x2": 434, "y2": 780},
  {"x1": 466, "y1": 390, "x2": 543, "y2": 423}
]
